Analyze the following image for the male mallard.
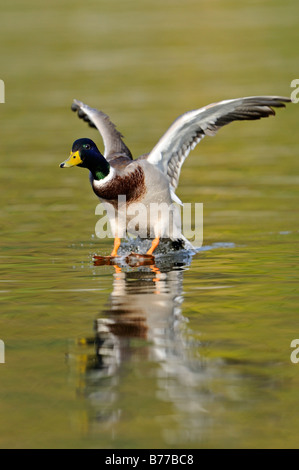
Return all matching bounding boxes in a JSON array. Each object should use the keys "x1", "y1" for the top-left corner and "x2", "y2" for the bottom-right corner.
[{"x1": 60, "y1": 96, "x2": 290, "y2": 258}]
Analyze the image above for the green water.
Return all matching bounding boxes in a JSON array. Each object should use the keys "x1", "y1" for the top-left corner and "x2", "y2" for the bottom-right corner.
[{"x1": 1, "y1": 0, "x2": 299, "y2": 449}]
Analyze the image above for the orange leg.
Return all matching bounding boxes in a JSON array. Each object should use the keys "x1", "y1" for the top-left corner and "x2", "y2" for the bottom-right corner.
[
  {"x1": 110, "y1": 237, "x2": 121, "y2": 257},
  {"x1": 146, "y1": 237, "x2": 160, "y2": 256}
]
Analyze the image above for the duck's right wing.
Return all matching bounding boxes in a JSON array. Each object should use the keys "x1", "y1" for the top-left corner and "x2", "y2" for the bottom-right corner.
[{"x1": 71, "y1": 99, "x2": 133, "y2": 161}]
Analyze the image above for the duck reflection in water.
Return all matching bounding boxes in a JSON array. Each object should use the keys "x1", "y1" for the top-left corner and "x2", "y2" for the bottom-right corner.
[{"x1": 72, "y1": 245, "x2": 216, "y2": 444}]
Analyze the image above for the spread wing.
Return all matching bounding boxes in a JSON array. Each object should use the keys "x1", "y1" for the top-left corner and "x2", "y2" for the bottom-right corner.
[
  {"x1": 146, "y1": 96, "x2": 291, "y2": 199},
  {"x1": 71, "y1": 99, "x2": 132, "y2": 161}
]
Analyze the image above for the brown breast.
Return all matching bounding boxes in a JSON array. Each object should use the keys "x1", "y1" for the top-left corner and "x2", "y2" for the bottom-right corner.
[{"x1": 92, "y1": 164, "x2": 146, "y2": 204}]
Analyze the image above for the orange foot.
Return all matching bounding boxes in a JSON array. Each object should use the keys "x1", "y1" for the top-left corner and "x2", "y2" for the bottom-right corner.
[
  {"x1": 93, "y1": 255, "x2": 118, "y2": 266},
  {"x1": 126, "y1": 238, "x2": 160, "y2": 266},
  {"x1": 93, "y1": 237, "x2": 161, "y2": 266},
  {"x1": 93, "y1": 237, "x2": 121, "y2": 265},
  {"x1": 126, "y1": 252, "x2": 156, "y2": 267},
  {"x1": 128, "y1": 253, "x2": 155, "y2": 259}
]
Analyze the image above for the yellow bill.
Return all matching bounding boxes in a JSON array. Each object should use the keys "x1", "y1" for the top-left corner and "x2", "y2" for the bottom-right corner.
[{"x1": 60, "y1": 151, "x2": 82, "y2": 168}]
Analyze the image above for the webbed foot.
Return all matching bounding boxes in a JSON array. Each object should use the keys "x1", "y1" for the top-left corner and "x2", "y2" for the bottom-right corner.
[{"x1": 93, "y1": 255, "x2": 119, "y2": 266}]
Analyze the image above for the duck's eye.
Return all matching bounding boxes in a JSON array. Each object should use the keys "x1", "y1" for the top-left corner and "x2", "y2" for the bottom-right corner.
[{"x1": 83, "y1": 144, "x2": 91, "y2": 149}]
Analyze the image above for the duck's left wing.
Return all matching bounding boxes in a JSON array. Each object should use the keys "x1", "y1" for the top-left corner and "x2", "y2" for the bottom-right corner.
[
  {"x1": 71, "y1": 99, "x2": 132, "y2": 161},
  {"x1": 146, "y1": 96, "x2": 291, "y2": 198}
]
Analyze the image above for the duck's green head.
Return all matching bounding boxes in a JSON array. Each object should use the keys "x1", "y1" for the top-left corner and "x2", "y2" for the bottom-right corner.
[{"x1": 60, "y1": 138, "x2": 110, "y2": 180}]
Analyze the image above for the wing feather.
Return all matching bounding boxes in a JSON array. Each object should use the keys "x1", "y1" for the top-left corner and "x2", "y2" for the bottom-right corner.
[
  {"x1": 146, "y1": 96, "x2": 291, "y2": 194},
  {"x1": 71, "y1": 99, "x2": 132, "y2": 161}
]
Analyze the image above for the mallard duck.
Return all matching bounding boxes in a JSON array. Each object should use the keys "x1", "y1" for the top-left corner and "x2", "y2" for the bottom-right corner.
[{"x1": 60, "y1": 96, "x2": 290, "y2": 257}]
